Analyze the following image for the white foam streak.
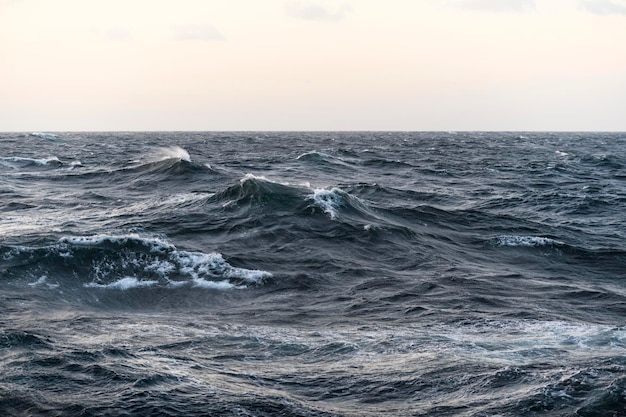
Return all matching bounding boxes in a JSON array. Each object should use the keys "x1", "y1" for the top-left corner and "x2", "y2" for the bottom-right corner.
[
  {"x1": 496, "y1": 235, "x2": 563, "y2": 247},
  {"x1": 296, "y1": 151, "x2": 330, "y2": 160},
  {"x1": 28, "y1": 275, "x2": 59, "y2": 289},
  {"x1": 61, "y1": 234, "x2": 174, "y2": 252},
  {"x1": 240, "y1": 173, "x2": 310, "y2": 189},
  {"x1": 0, "y1": 156, "x2": 61, "y2": 166},
  {"x1": 191, "y1": 279, "x2": 242, "y2": 290},
  {"x1": 85, "y1": 277, "x2": 158, "y2": 290}
]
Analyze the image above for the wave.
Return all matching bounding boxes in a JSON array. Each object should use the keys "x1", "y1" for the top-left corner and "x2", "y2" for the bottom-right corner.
[
  {"x1": 297, "y1": 150, "x2": 413, "y2": 171},
  {"x1": 210, "y1": 174, "x2": 311, "y2": 213},
  {"x1": 1, "y1": 234, "x2": 272, "y2": 293},
  {"x1": 308, "y1": 187, "x2": 377, "y2": 222},
  {"x1": 49, "y1": 147, "x2": 216, "y2": 188},
  {"x1": 210, "y1": 174, "x2": 380, "y2": 224},
  {"x1": 122, "y1": 146, "x2": 209, "y2": 176},
  {"x1": 0, "y1": 155, "x2": 64, "y2": 169},
  {"x1": 579, "y1": 153, "x2": 624, "y2": 170},
  {"x1": 489, "y1": 234, "x2": 626, "y2": 277},
  {"x1": 207, "y1": 175, "x2": 448, "y2": 253},
  {"x1": 30, "y1": 132, "x2": 60, "y2": 140},
  {"x1": 154, "y1": 146, "x2": 191, "y2": 162},
  {"x1": 296, "y1": 151, "x2": 356, "y2": 170}
]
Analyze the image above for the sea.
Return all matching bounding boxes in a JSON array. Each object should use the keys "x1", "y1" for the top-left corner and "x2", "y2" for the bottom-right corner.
[{"x1": 1, "y1": 131, "x2": 625, "y2": 416}]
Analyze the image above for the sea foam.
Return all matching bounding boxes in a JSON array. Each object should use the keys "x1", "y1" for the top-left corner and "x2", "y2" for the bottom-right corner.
[
  {"x1": 84, "y1": 277, "x2": 159, "y2": 290},
  {"x1": 495, "y1": 235, "x2": 564, "y2": 247},
  {"x1": 310, "y1": 188, "x2": 344, "y2": 220}
]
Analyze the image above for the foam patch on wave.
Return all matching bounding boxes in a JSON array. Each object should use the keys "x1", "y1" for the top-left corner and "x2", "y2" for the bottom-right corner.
[
  {"x1": 56, "y1": 234, "x2": 272, "y2": 290},
  {"x1": 174, "y1": 251, "x2": 269, "y2": 288},
  {"x1": 61, "y1": 234, "x2": 174, "y2": 251},
  {"x1": 310, "y1": 188, "x2": 344, "y2": 220},
  {"x1": 438, "y1": 319, "x2": 626, "y2": 363},
  {"x1": 495, "y1": 235, "x2": 564, "y2": 247},
  {"x1": 85, "y1": 277, "x2": 159, "y2": 290},
  {"x1": 240, "y1": 173, "x2": 269, "y2": 184}
]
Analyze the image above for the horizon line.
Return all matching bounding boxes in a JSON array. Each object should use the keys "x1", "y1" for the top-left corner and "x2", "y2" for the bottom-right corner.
[{"x1": 4, "y1": 130, "x2": 626, "y2": 134}]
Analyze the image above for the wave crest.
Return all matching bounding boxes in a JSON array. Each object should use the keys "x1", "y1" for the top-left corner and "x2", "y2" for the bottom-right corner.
[{"x1": 155, "y1": 146, "x2": 191, "y2": 162}]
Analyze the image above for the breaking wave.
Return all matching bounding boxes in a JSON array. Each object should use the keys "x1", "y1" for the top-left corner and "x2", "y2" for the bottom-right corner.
[{"x1": 1, "y1": 234, "x2": 272, "y2": 294}]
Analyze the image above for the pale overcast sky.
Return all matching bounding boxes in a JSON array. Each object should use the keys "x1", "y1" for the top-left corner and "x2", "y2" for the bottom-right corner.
[{"x1": 1, "y1": 0, "x2": 625, "y2": 131}]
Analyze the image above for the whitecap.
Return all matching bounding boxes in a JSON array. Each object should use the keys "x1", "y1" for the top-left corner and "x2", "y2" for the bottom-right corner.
[
  {"x1": 174, "y1": 250, "x2": 270, "y2": 284},
  {"x1": 151, "y1": 146, "x2": 191, "y2": 162},
  {"x1": 240, "y1": 173, "x2": 269, "y2": 184},
  {"x1": 30, "y1": 132, "x2": 59, "y2": 139},
  {"x1": 495, "y1": 235, "x2": 563, "y2": 247},
  {"x1": 310, "y1": 188, "x2": 344, "y2": 220},
  {"x1": 85, "y1": 277, "x2": 158, "y2": 290}
]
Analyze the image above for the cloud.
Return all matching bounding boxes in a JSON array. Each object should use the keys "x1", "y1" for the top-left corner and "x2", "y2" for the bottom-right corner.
[
  {"x1": 579, "y1": 0, "x2": 626, "y2": 15},
  {"x1": 447, "y1": 0, "x2": 535, "y2": 13},
  {"x1": 172, "y1": 24, "x2": 226, "y2": 41},
  {"x1": 0, "y1": 0, "x2": 22, "y2": 6},
  {"x1": 285, "y1": 1, "x2": 352, "y2": 21}
]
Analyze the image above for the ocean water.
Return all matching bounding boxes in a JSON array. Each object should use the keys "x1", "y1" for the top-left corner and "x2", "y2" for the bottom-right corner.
[{"x1": 1, "y1": 131, "x2": 625, "y2": 416}]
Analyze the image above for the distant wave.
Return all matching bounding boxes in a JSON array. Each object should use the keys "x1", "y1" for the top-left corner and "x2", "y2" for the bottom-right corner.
[
  {"x1": 0, "y1": 155, "x2": 63, "y2": 168},
  {"x1": 54, "y1": 147, "x2": 214, "y2": 185},
  {"x1": 296, "y1": 150, "x2": 356, "y2": 169},
  {"x1": 30, "y1": 132, "x2": 60, "y2": 140}
]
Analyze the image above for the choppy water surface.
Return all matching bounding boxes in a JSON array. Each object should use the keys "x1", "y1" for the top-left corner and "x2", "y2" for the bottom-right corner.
[{"x1": 1, "y1": 132, "x2": 625, "y2": 416}]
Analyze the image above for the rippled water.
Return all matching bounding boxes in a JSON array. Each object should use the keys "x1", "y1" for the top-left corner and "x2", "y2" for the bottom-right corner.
[{"x1": 1, "y1": 131, "x2": 625, "y2": 416}]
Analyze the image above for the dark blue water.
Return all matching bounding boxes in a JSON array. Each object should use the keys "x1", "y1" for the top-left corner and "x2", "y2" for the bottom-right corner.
[{"x1": 1, "y1": 131, "x2": 625, "y2": 416}]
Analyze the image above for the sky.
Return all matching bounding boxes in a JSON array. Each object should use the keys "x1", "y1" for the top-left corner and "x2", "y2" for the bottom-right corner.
[{"x1": 0, "y1": 0, "x2": 625, "y2": 131}]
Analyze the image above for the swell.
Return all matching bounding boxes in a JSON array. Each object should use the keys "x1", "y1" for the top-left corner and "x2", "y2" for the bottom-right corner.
[
  {"x1": 3, "y1": 166, "x2": 623, "y2": 316},
  {"x1": 2, "y1": 318, "x2": 625, "y2": 416}
]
